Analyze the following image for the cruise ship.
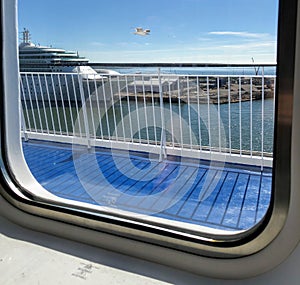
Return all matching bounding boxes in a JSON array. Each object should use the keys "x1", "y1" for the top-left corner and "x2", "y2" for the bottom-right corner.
[{"x1": 19, "y1": 29, "x2": 117, "y2": 101}]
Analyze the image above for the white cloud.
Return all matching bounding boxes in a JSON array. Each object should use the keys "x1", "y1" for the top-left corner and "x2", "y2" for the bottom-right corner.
[
  {"x1": 83, "y1": 32, "x2": 277, "y2": 63},
  {"x1": 218, "y1": 41, "x2": 276, "y2": 50},
  {"x1": 208, "y1": 31, "x2": 271, "y2": 38},
  {"x1": 83, "y1": 44, "x2": 277, "y2": 63}
]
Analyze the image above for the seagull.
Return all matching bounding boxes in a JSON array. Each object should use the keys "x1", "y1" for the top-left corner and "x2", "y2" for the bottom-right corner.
[{"x1": 133, "y1": 27, "x2": 150, "y2": 36}]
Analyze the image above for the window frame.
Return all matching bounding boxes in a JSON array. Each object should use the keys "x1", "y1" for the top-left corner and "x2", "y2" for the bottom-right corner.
[{"x1": 1, "y1": 0, "x2": 300, "y2": 278}]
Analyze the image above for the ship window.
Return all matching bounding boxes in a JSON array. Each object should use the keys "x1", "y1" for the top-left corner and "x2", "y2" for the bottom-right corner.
[
  {"x1": 17, "y1": 0, "x2": 278, "y2": 234},
  {"x1": 1, "y1": 0, "x2": 297, "y2": 270}
]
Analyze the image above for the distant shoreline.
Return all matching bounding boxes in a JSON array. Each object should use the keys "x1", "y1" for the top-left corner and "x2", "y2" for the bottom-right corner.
[{"x1": 91, "y1": 63, "x2": 277, "y2": 76}]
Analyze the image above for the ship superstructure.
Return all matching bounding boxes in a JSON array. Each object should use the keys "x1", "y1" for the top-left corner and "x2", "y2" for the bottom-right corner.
[{"x1": 19, "y1": 29, "x2": 94, "y2": 74}]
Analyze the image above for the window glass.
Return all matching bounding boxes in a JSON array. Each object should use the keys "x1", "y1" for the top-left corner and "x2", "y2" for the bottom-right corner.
[{"x1": 18, "y1": 0, "x2": 278, "y2": 233}]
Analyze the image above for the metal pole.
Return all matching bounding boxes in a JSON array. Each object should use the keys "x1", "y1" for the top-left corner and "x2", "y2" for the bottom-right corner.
[
  {"x1": 158, "y1": 67, "x2": 167, "y2": 162},
  {"x1": 20, "y1": 107, "x2": 29, "y2": 141},
  {"x1": 77, "y1": 67, "x2": 91, "y2": 148},
  {"x1": 261, "y1": 66, "x2": 265, "y2": 171}
]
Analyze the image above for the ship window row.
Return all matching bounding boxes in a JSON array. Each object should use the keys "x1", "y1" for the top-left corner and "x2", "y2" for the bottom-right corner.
[{"x1": 20, "y1": 57, "x2": 56, "y2": 60}]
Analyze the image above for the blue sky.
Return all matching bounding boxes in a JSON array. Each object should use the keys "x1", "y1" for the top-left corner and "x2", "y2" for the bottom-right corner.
[{"x1": 18, "y1": 0, "x2": 278, "y2": 63}]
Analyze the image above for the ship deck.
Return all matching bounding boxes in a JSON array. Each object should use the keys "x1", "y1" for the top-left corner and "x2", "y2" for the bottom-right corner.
[{"x1": 22, "y1": 139, "x2": 272, "y2": 231}]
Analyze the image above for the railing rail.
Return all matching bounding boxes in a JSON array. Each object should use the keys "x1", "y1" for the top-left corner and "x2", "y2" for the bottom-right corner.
[{"x1": 20, "y1": 68, "x2": 276, "y2": 167}]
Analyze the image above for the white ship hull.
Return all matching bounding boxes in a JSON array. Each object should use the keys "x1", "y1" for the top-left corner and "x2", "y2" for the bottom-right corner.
[{"x1": 20, "y1": 72, "x2": 110, "y2": 103}]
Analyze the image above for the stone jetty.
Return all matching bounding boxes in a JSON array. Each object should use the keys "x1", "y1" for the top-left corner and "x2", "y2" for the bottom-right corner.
[{"x1": 116, "y1": 76, "x2": 275, "y2": 104}]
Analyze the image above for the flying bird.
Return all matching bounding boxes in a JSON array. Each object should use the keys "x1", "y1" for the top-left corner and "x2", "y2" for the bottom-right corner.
[{"x1": 133, "y1": 27, "x2": 150, "y2": 36}]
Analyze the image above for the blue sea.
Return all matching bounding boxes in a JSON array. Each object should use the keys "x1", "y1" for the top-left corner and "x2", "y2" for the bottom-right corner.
[
  {"x1": 93, "y1": 66, "x2": 275, "y2": 153},
  {"x1": 100, "y1": 98, "x2": 274, "y2": 153},
  {"x1": 112, "y1": 66, "x2": 276, "y2": 76}
]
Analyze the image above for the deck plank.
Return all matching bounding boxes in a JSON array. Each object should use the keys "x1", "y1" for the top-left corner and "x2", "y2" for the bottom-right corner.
[{"x1": 22, "y1": 140, "x2": 272, "y2": 231}]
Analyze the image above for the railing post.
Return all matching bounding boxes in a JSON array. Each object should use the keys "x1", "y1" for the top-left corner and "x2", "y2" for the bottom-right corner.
[
  {"x1": 20, "y1": 107, "x2": 29, "y2": 142},
  {"x1": 77, "y1": 67, "x2": 91, "y2": 149},
  {"x1": 261, "y1": 66, "x2": 265, "y2": 171},
  {"x1": 158, "y1": 67, "x2": 167, "y2": 162}
]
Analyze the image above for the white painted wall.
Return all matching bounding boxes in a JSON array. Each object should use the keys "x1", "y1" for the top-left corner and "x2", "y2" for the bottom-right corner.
[{"x1": 1, "y1": 213, "x2": 300, "y2": 284}]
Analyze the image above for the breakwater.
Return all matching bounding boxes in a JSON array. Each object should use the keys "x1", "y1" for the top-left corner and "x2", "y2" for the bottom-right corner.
[{"x1": 116, "y1": 77, "x2": 275, "y2": 104}]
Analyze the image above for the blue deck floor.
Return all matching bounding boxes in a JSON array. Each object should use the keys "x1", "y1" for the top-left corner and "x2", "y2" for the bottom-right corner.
[{"x1": 22, "y1": 140, "x2": 272, "y2": 231}]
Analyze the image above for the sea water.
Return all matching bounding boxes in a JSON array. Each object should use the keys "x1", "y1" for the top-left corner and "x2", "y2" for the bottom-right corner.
[
  {"x1": 109, "y1": 66, "x2": 276, "y2": 76},
  {"x1": 95, "y1": 98, "x2": 274, "y2": 153}
]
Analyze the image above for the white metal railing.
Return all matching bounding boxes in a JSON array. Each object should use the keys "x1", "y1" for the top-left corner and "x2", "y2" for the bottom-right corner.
[{"x1": 20, "y1": 69, "x2": 276, "y2": 167}]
